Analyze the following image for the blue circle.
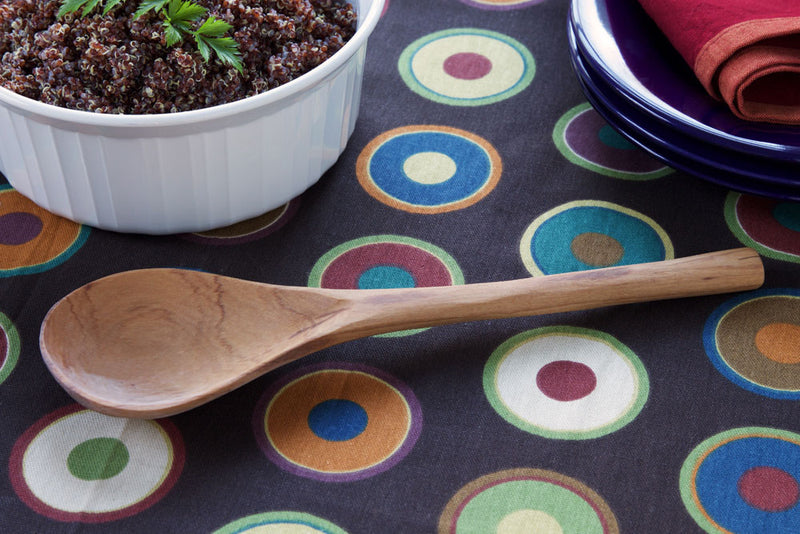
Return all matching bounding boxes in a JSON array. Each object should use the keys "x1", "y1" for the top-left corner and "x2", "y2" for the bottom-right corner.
[
  {"x1": 369, "y1": 132, "x2": 491, "y2": 206},
  {"x1": 703, "y1": 288, "x2": 800, "y2": 400},
  {"x1": 307, "y1": 399, "x2": 369, "y2": 442},
  {"x1": 696, "y1": 436, "x2": 800, "y2": 532},
  {"x1": 358, "y1": 266, "x2": 416, "y2": 290},
  {"x1": 530, "y1": 206, "x2": 667, "y2": 274},
  {"x1": 773, "y1": 203, "x2": 800, "y2": 232}
]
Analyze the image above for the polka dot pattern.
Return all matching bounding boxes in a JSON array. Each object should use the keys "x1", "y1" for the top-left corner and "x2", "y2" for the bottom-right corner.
[
  {"x1": 356, "y1": 125, "x2": 501, "y2": 213},
  {"x1": 398, "y1": 29, "x2": 535, "y2": 106},
  {"x1": 253, "y1": 363, "x2": 422, "y2": 482},
  {"x1": 483, "y1": 326, "x2": 649, "y2": 439},
  {"x1": 520, "y1": 200, "x2": 673, "y2": 276},
  {"x1": 0, "y1": 185, "x2": 89, "y2": 277},
  {"x1": 439, "y1": 468, "x2": 619, "y2": 533},
  {"x1": 681, "y1": 427, "x2": 800, "y2": 533},
  {"x1": 9, "y1": 405, "x2": 184, "y2": 522},
  {"x1": 553, "y1": 103, "x2": 672, "y2": 180},
  {"x1": 704, "y1": 288, "x2": 800, "y2": 398}
]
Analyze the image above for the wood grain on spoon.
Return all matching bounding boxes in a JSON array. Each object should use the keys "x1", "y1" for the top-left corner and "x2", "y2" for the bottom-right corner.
[{"x1": 39, "y1": 247, "x2": 763, "y2": 419}]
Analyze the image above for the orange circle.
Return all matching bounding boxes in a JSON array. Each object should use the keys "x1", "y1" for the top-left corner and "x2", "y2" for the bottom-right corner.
[
  {"x1": 755, "y1": 323, "x2": 800, "y2": 364},
  {"x1": 0, "y1": 189, "x2": 84, "y2": 270},
  {"x1": 264, "y1": 370, "x2": 411, "y2": 473}
]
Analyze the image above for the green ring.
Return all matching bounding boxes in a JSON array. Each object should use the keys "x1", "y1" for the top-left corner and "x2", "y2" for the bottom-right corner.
[
  {"x1": 0, "y1": 312, "x2": 20, "y2": 385},
  {"x1": 398, "y1": 28, "x2": 535, "y2": 107},
  {"x1": 553, "y1": 103, "x2": 673, "y2": 180},
  {"x1": 213, "y1": 511, "x2": 348, "y2": 534},
  {"x1": 308, "y1": 234, "x2": 464, "y2": 337},
  {"x1": 483, "y1": 326, "x2": 649, "y2": 439}
]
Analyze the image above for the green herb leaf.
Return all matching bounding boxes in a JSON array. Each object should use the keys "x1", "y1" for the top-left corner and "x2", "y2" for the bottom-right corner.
[
  {"x1": 102, "y1": 0, "x2": 125, "y2": 14},
  {"x1": 196, "y1": 16, "x2": 232, "y2": 37},
  {"x1": 167, "y1": 0, "x2": 206, "y2": 22},
  {"x1": 163, "y1": 21, "x2": 184, "y2": 46},
  {"x1": 58, "y1": 0, "x2": 91, "y2": 17},
  {"x1": 194, "y1": 35, "x2": 211, "y2": 62},
  {"x1": 81, "y1": 0, "x2": 102, "y2": 16},
  {"x1": 134, "y1": 0, "x2": 169, "y2": 18},
  {"x1": 198, "y1": 34, "x2": 243, "y2": 73}
]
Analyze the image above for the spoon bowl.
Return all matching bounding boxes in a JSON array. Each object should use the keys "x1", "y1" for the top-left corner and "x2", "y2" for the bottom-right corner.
[{"x1": 40, "y1": 248, "x2": 764, "y2": 418}]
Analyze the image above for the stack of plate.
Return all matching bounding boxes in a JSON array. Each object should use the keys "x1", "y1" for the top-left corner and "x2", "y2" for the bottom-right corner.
[{"x1": 568, "y1": 0, "x2": 800, "y2": 200}]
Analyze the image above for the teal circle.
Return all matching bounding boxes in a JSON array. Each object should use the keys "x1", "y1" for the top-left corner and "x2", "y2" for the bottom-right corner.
[
  {"x1": 533, "y1": 207, "x2": 666, "y2": 273},
  {"x1": 598, "y1": 124, "x2": 635, "y2": 150},
  {"x1": 358, "y1": 266, "x2": 415, "y2": 289},
  {"x1": 773, "y1": 203, "x2": 800, "y2": 232}
]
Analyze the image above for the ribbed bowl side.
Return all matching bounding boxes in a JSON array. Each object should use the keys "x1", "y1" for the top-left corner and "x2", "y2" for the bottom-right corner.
[{"x1": 0, "y1": 14, "x2": 371, "y2": 234}]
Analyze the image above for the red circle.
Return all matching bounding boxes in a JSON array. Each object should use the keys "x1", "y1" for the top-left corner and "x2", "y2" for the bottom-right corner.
[
  {"x1": 319, "y1": 242, "x2": 453, "y2": 289},
  {"x1": 443, "y1": 52, "x2": 492, "y2": 80},
  {"x1": 738, "y1": 466, "x2": 800, "y2": 512},
  {"x1": 536, "y1": 360, "x2": 597, "y2": 401}
]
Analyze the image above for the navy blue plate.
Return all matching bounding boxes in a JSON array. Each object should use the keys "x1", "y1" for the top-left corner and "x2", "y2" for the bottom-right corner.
[
  {"x1": 568, "y1": 22, "x2": 800, "y2": 200},
  {"x1": 570, "y1": 0, "x2": 800, "y2": 160}
]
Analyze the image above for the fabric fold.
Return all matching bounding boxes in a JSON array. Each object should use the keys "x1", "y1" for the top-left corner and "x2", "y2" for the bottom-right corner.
[{"x1": 636, "y1": 0, "x2": 800, "y2": 124}]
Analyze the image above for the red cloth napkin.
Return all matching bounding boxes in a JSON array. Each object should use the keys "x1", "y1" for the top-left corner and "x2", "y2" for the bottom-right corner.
[{"x1": 637, "y1": 0, "x2": 800, "y2": 124}]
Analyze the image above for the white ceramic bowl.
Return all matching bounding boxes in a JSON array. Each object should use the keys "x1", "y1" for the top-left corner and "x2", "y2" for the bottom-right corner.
[{"x1": 0, "y1": 0, "x2": 383, "y2": 234}]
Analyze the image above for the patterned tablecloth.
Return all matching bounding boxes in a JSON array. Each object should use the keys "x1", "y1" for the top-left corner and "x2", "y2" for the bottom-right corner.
[{"x1": 3, "y1": 0, "x2": 800, "y2": 532}]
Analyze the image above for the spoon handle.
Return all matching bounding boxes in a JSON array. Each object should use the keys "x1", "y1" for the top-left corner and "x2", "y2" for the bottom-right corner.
[{"x1": 334, "y1": 248, "x2": 763, "y2": 339}]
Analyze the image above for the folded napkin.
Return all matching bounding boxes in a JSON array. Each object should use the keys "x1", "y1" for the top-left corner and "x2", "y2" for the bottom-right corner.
[{"x1": 637, "y1": 0, "x2": 800, "y2": 124}]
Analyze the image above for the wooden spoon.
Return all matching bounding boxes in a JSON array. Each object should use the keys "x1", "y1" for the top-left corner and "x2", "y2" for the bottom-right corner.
[{"x1": 40, "y1": 247, "x2": 763, "y2": 419}]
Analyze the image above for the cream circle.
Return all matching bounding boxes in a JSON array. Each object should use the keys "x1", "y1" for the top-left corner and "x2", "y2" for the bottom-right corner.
[
  {"x1": 403, "y1": 152, "x2": 458, "y2": 184},
  {"x1": 22, "y1": 410, "x2": 172, "y2": 513},
  {"x1": 411, "y1": 35, "x2": 525, "y2": 98},
  {"x1": 497, "y1": 510, "x2": 564, "y2": 534},
  {"x1": 495, "y1": 334, "x2": 637, "y2": 432},
  {"x1": 237, "y1": 525, "x2": 326, "y2": 534}
]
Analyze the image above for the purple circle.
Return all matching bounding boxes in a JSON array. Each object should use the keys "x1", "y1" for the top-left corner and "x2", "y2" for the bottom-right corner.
[
  {"x1": 566, "y1": 108, "x2": 665, "y2": 173},
  {"x1": 443, "y1": 53, "x2": 492, "y2": 80},
  {"x1": 0, "y1": 212, "x2": 43, "y2": 245}
]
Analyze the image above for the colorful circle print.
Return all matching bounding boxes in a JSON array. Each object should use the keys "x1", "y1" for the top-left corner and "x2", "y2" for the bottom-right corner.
[
  {"x1": 309, "y1": 234, "x2": 464, "y2": 337},
  {"x1": 704, "y1": 288, "x2": 800, "y2": 399},
  {"x1": 0, "y1": 312, "x2": 20, "y2": 385},
  {"x1": 458, "y1": 0, "x2": 548, "y2": 10},
  {"x1": 520, "y1": 200, "x2": 673, "y2": 276},
  {"x1": 214, "y1": 511, "x2": 348, "y2": 534},
  {"x1": 356, "y1": 125, "x2": 501, "y2": 213},
  {"x1": 553, "y1": 103, "x2": 672, "y2": 180},
  {"x1": 439, "y1": 468, "x2": 619, "y2": 533},
  {"x1": 0, "y1": 185, "x2": 89, "y2": 277},
  {"x1": 254, "y1": 362, "x2": 422, "y2": 482},
  {"x1": 183, "y1": 199, "x2": 299, "y2": 245},
  {"x1": 680, "y1": 427, "x2": 800, "y2": 533},
  {"x1": 725, "y1": 192, "x2": 800, "y2": 263},
  {"x1": 483, "y1": 326, "x2": 649, "y2": 439},
  {"x1": 398, "y1": 28, "x2": 535, "y2": 106},
  {"x1": 9, "y1": 404, "x2": 184, "y2": 522}
]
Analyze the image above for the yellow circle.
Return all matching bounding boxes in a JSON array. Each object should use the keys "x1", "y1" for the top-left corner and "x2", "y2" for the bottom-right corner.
[
  {"x1": 497, "y1": 510, "x2": 564, "y2": 534},
  {"x1": 403, "y1": 152, "x2": 457, "y2": 184}
]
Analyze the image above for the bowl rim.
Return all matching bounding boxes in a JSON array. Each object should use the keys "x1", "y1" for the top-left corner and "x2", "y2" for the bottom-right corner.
[{"x1": 0, "y1": 0, "x2": 384, "y2": 128}]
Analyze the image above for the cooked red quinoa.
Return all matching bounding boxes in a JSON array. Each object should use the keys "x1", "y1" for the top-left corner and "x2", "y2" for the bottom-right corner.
[{"x1": 0, "y1": 0, "x2": 356, "y2": 113}]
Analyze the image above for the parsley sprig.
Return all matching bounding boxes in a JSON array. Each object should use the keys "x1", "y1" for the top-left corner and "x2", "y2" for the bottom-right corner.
[{"x1": 58, "y1": 0, "x2": 244, "y2": 72}]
